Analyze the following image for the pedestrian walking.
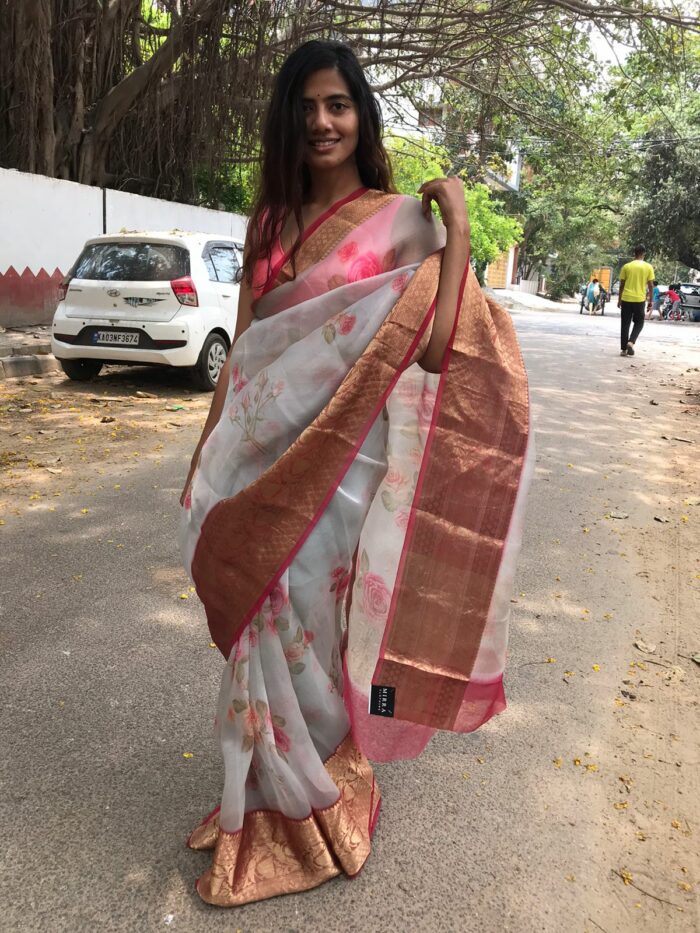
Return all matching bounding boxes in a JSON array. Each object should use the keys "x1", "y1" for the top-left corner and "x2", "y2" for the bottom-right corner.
[
  {"x1": 618, "y1": 245, "x2": 654, "y2": 356},
  {"x1": 586, "y1": 277, "x2": 601, "y2": 314},
  {"x1": 667, "y1": 285, "x2": 682, "y2": 320},
  {"x1": 647, "y1": 280, "x2": 661, "y2": 319},
  {"x1": 179, "y1": 40, "x2": 531, "y2": 908}
]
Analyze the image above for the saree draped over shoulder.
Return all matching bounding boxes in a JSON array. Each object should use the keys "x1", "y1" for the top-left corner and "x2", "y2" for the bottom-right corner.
[{"x1": 179, "y1": 187, "x2": 532, "y2": 907}]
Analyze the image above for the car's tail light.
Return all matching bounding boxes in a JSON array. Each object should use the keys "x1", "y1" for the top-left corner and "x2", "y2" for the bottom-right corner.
[
  {"x1": 57, "y1": 277, "x2": 71, "y2": 302},
  {"x1": 171, "y1": 275, "x2": 198, "y2": 306}
]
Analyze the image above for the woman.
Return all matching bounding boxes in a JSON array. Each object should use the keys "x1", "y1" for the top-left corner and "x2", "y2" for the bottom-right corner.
[{"x1": 180, "y1": 40, "x2": 531, "y2": 907}]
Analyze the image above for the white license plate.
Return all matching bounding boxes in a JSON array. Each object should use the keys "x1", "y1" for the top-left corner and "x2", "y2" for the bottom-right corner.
[{"x1": 94, "y1": 331, "x2": 139, "y2": 346}]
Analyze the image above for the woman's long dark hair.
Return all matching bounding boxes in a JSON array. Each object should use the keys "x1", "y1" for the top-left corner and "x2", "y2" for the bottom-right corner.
[{"x1": 244, "y1": 40, "x2": 395, "y2": 286}]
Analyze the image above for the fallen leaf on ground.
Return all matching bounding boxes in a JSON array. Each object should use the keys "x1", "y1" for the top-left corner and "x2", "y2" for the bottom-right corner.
[
  {"x1": 553, "y1": 757, "x2": 563, "y2": 768},
  {"x1": 634, "y1": 638, "x2": 656, "y2": 654},
  {"x1": 584, "y1": 763, "x2": 598, "y2": 772},
  {"x1": 678, "y1": 882, "x2": 692, "y2": 892},
  {"x1": 565, "y1": 874, "x2": 575, "y2": 882},
  {"x1": 614, "y1": 802, "x2": 628, "y2": 810},
  {"x1": 208, "y1": 642, "x2": 216, "y2": 648},
  {"x1": 545, "y1": 657, "x2": 556, "y2": 663},
  {"x1": 654, "y1": 516, "x2": 671, "y2": 523}
]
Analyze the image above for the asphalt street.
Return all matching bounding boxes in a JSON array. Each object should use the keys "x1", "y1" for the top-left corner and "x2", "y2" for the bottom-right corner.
[{"x1": 1, "y1": 304, "x2": 698, "y2": 932}]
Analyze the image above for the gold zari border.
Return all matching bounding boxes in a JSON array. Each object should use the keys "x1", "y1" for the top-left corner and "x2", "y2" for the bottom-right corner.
[{"x1": 187, "y1": 734, "x2": 379, "y2": 907}]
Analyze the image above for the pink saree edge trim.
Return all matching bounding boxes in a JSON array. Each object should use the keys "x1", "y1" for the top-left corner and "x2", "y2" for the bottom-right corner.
[
  {"x1": 371, "y1": 260, "x2": 470, "y2": 684},
  {"x1": 223, "y1": 295, "x2": 439, "y2": 659},
  {"x1": 260, "y1": 185, "x2": 370, "y2": 298}
]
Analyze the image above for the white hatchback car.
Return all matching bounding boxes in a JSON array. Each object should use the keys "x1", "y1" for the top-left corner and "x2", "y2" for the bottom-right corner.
[{"x1": 51, "y1": 231, "x2": 244, "y2": 390}]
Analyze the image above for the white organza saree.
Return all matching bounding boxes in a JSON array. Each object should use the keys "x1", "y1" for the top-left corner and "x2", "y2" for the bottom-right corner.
[{"x1": 180, "y1": 187, "x2": 531, "y2": 906}]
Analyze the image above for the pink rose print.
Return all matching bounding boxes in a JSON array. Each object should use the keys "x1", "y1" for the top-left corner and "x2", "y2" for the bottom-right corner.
[
  {"x1": 338, "y1": 241, "x2": 359, "y2": 263},
  {"x1": 338, "y1": 314, "x2": 356, "y2": 336},
  {"x1": 395, "y1": 507, "x2": 411, "y2": 530},
  {"x1": 385, "y1": 467, "x2": 407, "y2": 491},
  {"x1": 273, "y1": 723, "x2": 291, "y2": 753},
  {"x1": 245, "y1": 705, "x2": 260, "y2": 736},
  {"x1": 392, "y1": 272, "x2": 409, "y2": 292},
  {"x1": 303, "y1": 629, "x2": 315, "y2": 646},
  {"x1": 231, "y1": 363, "x2": 248, "y2": 393},
  {"x1": 418, "y1": 387, "x2": 437, "y2": 432},
  {"x1": 183, "y1": 490, "x2": 192, "y2": 510},
  {"x1": 348, "y1": 251, "x2": 382, "y2": 283},
  {"x1": 269, "y1": 582, "x2": 287, "y2": 616},
  {"x1": 331, "y1": 566, "x2": 351, "y2": 603},
  {"x1": 394, "y1": 377, "x2": 420, "y2": 403},
  {"x1": 284, "y1": 642, "x2": 305, "y2": 664},
  {"x1": 362, "y1": 572, "x2": 391, "y2": 622}
]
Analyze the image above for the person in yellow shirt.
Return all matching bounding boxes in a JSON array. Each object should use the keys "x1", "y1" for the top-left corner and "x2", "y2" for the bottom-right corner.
[{"x1": 617, "y1": 245, "x2": 654, "y2": 356}]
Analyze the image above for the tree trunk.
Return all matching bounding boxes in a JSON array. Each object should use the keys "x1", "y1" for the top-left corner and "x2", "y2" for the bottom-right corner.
[{"x1": 78, "y1": 0, "x2": 220, "y2": 186}]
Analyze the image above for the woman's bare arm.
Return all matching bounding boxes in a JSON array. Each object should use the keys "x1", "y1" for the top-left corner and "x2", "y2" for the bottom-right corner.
[
  {"x1": 416, "y1": 177, "x2": 470, "y2": 374},
  {"x1": 179, "y1": 272, "x2": 255, "y2": 504}
]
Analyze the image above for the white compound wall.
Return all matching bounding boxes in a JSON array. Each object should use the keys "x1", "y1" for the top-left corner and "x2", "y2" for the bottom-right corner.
[{"x1": 0, "y1": 167, "x2": 247, "y2": 326}]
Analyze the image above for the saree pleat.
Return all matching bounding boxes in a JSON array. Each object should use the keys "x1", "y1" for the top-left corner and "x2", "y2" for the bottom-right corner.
[{"x1": 180, "y1": 190, "x2": 530, "y2": 905}]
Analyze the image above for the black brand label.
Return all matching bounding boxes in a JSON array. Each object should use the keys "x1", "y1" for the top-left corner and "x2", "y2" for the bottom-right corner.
[{"x1": 369, "y1": 685, "x2": 396, "y2": 717}]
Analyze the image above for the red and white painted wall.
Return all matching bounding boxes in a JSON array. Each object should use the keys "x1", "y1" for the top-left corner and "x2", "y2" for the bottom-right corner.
[{"x1": 0, "y1": 168, "x2": 247, "y2": 327}]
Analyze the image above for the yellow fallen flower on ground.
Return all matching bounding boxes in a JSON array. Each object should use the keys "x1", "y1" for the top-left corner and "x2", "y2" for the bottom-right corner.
[
  {"x1": 182, "y1": 752, "x2": 194, "y2": 759},
  {"x1": 553, "y1": 757, "x2": 563, "y2": 768},
  {"x1": 614, "y1": 802, "x2": 628, "y2": 810},
  {"x1": 179, "y1": 593, "x2": 189, "y2": 600},
  {"x1": 592, "y1": 664, "x2": 600, "y2": 671}
]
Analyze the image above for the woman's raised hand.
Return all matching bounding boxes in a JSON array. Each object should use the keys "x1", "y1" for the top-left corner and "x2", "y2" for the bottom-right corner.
[{"x1": 418, "y1": 176, "x2": 470, "y2": 234}]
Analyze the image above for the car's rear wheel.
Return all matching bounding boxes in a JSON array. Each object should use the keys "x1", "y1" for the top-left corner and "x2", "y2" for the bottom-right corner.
[
  {"x1": 59, "y1": 359, "x2": 103, "y2": 381},
  {"x1": 194, "y1": 332, "x2": 228, "y2": 391}
]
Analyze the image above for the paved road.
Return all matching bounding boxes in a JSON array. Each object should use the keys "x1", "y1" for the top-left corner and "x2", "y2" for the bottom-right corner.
[{"x1": 1, "y1": 306, "x2": 698, "y2": 932}]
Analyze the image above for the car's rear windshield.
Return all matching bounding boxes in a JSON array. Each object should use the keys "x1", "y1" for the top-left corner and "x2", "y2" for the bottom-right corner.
[{"x1": 72, "y1": 242, "x2": 189, "y2": 281}]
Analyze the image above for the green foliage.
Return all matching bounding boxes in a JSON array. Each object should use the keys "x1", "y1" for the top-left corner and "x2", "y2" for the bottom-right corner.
[
  {"x1": 465, "y1": 184, "x2": 522, "y2": 279},
  {"x1": 387, "y1": 135, "x2": 521, "y2": 277},
  {"x1": 510, "y1": 162, "x2": 620, "y2": 300},
  {"x1": 385, "y1": 134, "x2": 450, "y2": 192},
  {"x1": 195, "y1": 161, "x2": 258, "y2": 215}
]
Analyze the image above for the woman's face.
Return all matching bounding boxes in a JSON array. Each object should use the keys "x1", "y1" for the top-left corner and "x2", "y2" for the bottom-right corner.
[{"x1": 302, "y1": 68, "x2": 359, "y2": 174}]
